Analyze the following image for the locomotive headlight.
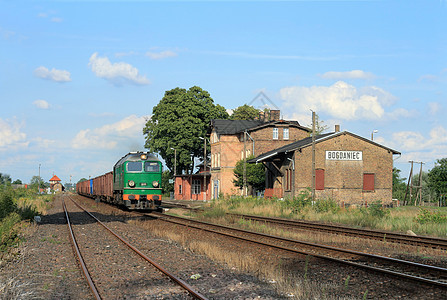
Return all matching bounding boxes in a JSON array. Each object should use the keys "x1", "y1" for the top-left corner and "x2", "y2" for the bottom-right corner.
[
  {"x1": 140, "y1": 154, "x2": 147, "y2": 160},
  {"x1": 128, "y1": 180, "x2": 136, "y2": 187},
  {"x1": 152, "y1": 180, "x2": 159, "y2": 188}
]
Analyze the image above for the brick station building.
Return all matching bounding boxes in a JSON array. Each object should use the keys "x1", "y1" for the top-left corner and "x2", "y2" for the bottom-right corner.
[
  {"x1": 209, "y1": 110, "x2": 310, "y2": 199},
  {"x1": 248, "y1": 126, "x2": 400, "y2": 205}
]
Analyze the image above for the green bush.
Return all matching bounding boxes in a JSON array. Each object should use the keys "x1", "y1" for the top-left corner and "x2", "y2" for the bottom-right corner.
[
  {"x1": 414, "y1": 208, "x2": 447, "y2": 224},
  {"x1": 0, "y1": 189, "x2": 17, "y2": 221},
  {"x1": 363, "y1": 201, "x2": 389, "y2": 219},
  {"x1": 18, "y1": 203, "x2": 39, "y2": 221},
  {"x1": 0, "y1": 212, "x2": 21, "y2": 252},
  {"x1": 313, "y1": 198, "x2": 340, "y2": 213},
  {"x1": 281, "y1": 189, "x2": 312, "y2": 212}
]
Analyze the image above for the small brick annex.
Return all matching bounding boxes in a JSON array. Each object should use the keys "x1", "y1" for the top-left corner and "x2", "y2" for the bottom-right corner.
[
  {"x1": 249, "y1": 128, "x2": 401, "y2": 206},
  {"x1": 173, "y1": 165, "x2": 211, "y2": 201}
]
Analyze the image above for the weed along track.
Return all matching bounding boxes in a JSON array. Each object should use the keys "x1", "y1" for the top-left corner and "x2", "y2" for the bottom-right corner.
[
  {"x1": 227, "y1": 213, "x2": 447, "y2": 250},
  {"x1": 63, "y1": 195, "x2": 206, "y2": 299},
  {"x1": 149, "y1": 212, "x2": 447, "y2": 292}
]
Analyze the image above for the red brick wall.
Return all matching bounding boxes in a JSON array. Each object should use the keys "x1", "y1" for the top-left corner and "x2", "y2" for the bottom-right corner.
[
  {"x1": 210, "y1": 124, "x2": 309, "y2": 197},
  {"x1": 289, "y1": 133, "x2": 394, "y2": 205}
]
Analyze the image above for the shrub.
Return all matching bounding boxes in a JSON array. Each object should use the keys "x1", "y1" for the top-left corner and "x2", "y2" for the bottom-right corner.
[
  {"x1": 0, "y1": 212, "x2": 21, "y2": 252},
  {"x1": 0, "y1": 189, "x2": 17, "y2": 221},
  {"x1": 281, "y1": 189, "x2": 312, "y2": 213},
  {"x1": 313, "y1": 198, "x2": 340, "y2": 213},
  {"x1": 414, "y1": 208, "x2": 447, "y2": 224},
  {"x1": 363, "y1": 201, "x2": 389, "y2": 219}
]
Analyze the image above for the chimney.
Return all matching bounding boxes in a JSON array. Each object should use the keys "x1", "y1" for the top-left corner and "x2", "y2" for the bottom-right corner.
[
  {"x1": 335, "y1": 125, "x2": 340, "y2": 132},
  {"x1": 270, "y1": 110, "x2": 280, "y2": 121}
]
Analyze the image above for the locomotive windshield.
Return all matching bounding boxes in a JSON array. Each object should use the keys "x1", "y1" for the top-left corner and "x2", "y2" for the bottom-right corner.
[
  {"x1": 145, "y1": 162, "x2": 160, "y2": 172},
  {"x1": 127, "y1": 161, "x2": 142, "y2": 172}
]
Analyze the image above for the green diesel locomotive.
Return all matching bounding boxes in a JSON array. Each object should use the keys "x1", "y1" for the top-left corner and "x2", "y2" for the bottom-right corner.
[{"x1": 77, "y1": 152, "x2": 162, "y2": 210}]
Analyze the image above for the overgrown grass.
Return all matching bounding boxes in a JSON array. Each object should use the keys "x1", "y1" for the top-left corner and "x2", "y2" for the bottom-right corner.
[
  {"x1": 0, "y1": 186, "x2": 52, "y2": 256},
  {"x1": 204, "y1": 193, "x2": 447, "y2": 237}
]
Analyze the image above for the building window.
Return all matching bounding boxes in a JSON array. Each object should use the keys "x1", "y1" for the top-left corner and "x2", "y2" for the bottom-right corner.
[
  {"x1": 283, "y1": 128, "x2": 289, "y2": 140},
  {"x1": 316, "y1": 169, "x2": 324, "y2": 190},
  {"x1": 273, "y1": 128, "x2": 278, "y2": 140},
  {"x1": 178, "y1": 184, "x2": 182, "y2": 194},
  {"x1": 192, "y1": 179, "x2": 201, "y2": 194},
  {"x1": 363, "y1": 173, "x2": 375, "y2": 191}
]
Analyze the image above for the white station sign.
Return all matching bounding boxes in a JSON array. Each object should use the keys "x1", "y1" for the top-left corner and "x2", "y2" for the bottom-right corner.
[{"x1": 326, "y1": 151, "x2": 362, "y2": 161}]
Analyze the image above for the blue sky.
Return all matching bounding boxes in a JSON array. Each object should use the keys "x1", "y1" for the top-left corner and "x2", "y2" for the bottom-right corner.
[{"x1": 1, "y1": 0, "x2": 446, "y2": 184}]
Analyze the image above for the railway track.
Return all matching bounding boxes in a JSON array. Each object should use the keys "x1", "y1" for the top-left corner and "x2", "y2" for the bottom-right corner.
[
  {"x1": 228, "y1": 213, "x2": 447, "y2": 250},
  {"x1": 63, "y1": 196, "x2": 207, "y2": 300},
  {"x1": 149, "y1": 212, "x2": 447, "y2": 289},
  {"x1": 162, "y1": 201, "x2": 447, "y2": 250}
]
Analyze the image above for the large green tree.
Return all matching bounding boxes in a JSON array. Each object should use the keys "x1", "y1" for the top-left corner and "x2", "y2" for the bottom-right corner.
[
  {"x1": 427, "y1": 158, "x2": 447, "y2": 198},
  {"x1": 143, "y1": 86, "x2": 228, "y2": 174},
  {"x1": 233, "y1": 156, "x2": 266, "y2": 192},
  {"x1": 230, "y1": 104, "x2": 260, "y2": 120},
  {"x1": 0, "y1": 173, "x2": 11, "y2": 185}
]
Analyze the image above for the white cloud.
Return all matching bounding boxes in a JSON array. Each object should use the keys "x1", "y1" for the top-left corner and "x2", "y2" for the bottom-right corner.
[
  {"x1": 145, "y1": 50, "x2": 177, "y2": 60},
  {"x1": 428, "y1": 102, "x2": 441, "y2": 115},
  {"x1": 88, "y1": 52, "x2": 150, "y2": 86},
  {"x1": 391, "y1": 126, "x2": 447, "y2": 152},
  {"x1": 319, "y1": 70, "x2": 376, "y2": 80},
  {"x1": 280, "y1": 81, "x2": 391, "y2": 120},
  {"x1": 34, "y1": 66, "x2": 71, "y2": 82},
  {"x1": 33, "y1": 137, "x2": 55, "y2": 149},
  {"x1": 71, "y1": 115, "x2": 147, "y2": 150},
  {"x1": 33, "y1": 100, "x2": 50, "y2": 109},
  {"x1": 0, "y1": 118, "x2": 28, "y2": 150}
]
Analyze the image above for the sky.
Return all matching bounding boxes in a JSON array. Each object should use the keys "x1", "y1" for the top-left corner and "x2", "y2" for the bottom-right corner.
[{"x1": 1, "y1": 0, "x2": 446, "y2": 185}]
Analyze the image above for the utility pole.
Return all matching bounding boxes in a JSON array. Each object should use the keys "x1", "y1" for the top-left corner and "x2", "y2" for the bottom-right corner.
[
  {"x1": 415, "y1": 162, "x2": 424, "y2": 206},
  {"x1": 404, "y1": 161, "x2": 414, "y2": 205},
  {"x1": 404, "y1": 161, "x2": 424, "y2": 205},
  {"x1": 243, "y1": 130, "x2": 247, "y2": 197},
  {"x1": 170, "y1": 148, "x2": 177, "y2": 176},
  {"x1": 311, "y1": 111, "x2": 316, "y2": 202},
  {"x1": 38, "y1": 163, "x2": 41, "y2": 193}
]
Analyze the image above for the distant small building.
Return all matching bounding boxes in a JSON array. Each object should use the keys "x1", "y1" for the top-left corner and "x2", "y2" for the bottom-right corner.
[
  {"x1": 174, "y1": 162, "x2": 211, "y2": 201},
  {"x1": 49, "y1": 175, "x2": 64, "y2": 192}
]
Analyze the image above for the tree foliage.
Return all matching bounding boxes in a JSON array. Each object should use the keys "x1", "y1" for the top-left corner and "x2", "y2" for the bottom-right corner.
[
  {"x1": 29, "y1": 176, "x2": 45, "y2": 190},
  {"x1": 143, "y1": 86, "x2": 228, "y2": 174},
  {"x1": 233, "y1": 156, "x2": 265, "y2": 192},
  {"x1": 428, "y1": 158, "x2": 447, "y2": 198},
  {"x1": 392, "y1": 167, "x2": 407, "y2": 202},
  {"x1": 0, "y1": 173, "x2": 11, "y2": 185},
  {"x1": 230, "y1": 104, "x2": 260, "y2": 120},
  {"x1": 161, "y1": 170, "x2": 174, "y2": 195},
  {"x1": 307, "y1": 113, "x2": 329, "y2": 136}
]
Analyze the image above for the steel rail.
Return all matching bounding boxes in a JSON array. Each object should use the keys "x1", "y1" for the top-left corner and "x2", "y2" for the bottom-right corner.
[
  {"x1": 68, "y1": 196, "x2": 207, "y2": 300},
  {"x1": 151, "y1": 212, "x2": 447, "y2": 289},
  {"x1": 62, "y1": 199, "x2": 102, "y2": 300},
  {"x1": 227, "y1": 213, "x2": 447, "y2": 250},
  {"x1": 163, "y1": 202, "x2": 447, "y2": 249}
]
